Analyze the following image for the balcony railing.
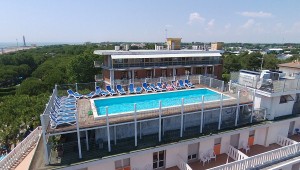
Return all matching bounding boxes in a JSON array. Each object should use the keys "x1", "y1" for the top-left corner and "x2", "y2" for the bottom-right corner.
[
  {"x1": 208, "y1": 142, "x2": 300, "y2": 170},
  {"x1": 177, "y1": 155, "x2": 193, "y2": 170},
  {"x1": 0, "y1": 126, "x2": 42, "y2": 169}
]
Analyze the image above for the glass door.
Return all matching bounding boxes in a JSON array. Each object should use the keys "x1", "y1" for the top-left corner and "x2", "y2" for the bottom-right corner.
[{"x1": 153, "y1": 150, "x2": 165, "y2": 169}]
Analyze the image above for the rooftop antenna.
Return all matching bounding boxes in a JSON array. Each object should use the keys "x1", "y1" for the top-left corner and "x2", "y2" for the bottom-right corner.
[{"x1": 165, "y1": 29, "x2": 168, "y2": 40}]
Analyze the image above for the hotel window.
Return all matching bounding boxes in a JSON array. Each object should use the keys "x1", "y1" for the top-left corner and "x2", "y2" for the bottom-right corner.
[
  {"x1": 187, "y1": 143, "x2": 199, "y2": 161},
  {"x1": 162, "y1": 69, "x2": 167, "y2": 77},
  {"x1": 153, "y1": 150, "x2": 165, "y2": 169},
  {"x1": 279, "y1": 95, "x2": 294, "y2": 104},
  {"x1": 115, "y1": 158, "x2": 130, "y2": 170},
  {"x1": 134, "y1": 71, "x2": 138, "y2": 78}
]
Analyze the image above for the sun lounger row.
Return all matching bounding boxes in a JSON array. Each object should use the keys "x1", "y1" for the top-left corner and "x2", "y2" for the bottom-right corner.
[{"x1": 65, "y1": 79, "x2": 194, "y2": 99}]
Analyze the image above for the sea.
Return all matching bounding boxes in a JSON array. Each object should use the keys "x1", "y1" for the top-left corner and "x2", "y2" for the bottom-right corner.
[{"x1": 0, "y1": 42, "x2": 82, "y2": 49}]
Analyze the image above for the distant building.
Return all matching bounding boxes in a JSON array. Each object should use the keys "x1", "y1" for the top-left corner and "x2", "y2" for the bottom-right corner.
[
  {"x1": 94, "y1": 38, "x2": 223, "y2": 85},
  {"x1": 166, "y1": 38, "x2": 182, "y2": 50},
  {"x1": 276, "y1": 54, "x2": 293, "y2": 60},
  {"x1": 266, "y1": 48, "x2": 283, "y2": 54},
  {"x1": 211, "y1": 42, "x2": 224, "y2": 50},
  {"x1": 278, "y1": 61, "x2": 300, "y2": 77}
]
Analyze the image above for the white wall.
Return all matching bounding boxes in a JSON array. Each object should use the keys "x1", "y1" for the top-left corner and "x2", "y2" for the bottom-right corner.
[
  {"x1": 275, "y1": 94, "x2": 296, "y2": 117},
  {"x1": 220, "y1": 135, "x2": 230, "y2": 154},
  {"x1": 254, "y1": 127, "x2": 267, "y2": 146},
  {"x1": 265, "y1": 122, "x2": 289, "y2": 146},
  {"x1": 130, "y1": 153, "x2": 153, "y2": 170},
  {"x1": 88, "y1": 161, "x2": 114, "y2": 170},
  {"x1": 199, "y1": 139, "x2": 214, "y2": 155},
  {"x1": 255, "y1": 94, "x2": 295, "y2": 120},
  {"x1": 165, "y1": 145, "x2": 188, "y2": 168},
  {"x1": 238, "y1": 131, "x2": 249, "y2": 149}
]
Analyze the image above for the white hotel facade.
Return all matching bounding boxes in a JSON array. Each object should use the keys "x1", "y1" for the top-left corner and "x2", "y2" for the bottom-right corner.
[{"x1": 2, "y1": 61, "x2": 300, "y2": 170}]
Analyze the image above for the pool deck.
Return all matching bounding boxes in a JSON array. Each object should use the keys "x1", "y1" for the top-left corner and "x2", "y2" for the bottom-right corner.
[{"x1": 46, "y1": 85, "x2": 252, "y2": 134}]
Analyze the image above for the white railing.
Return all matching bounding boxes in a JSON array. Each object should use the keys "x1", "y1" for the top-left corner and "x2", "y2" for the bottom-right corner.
[
  {"x1": 227, "y1": 145, "x2": 248, "y2": 161},
  {"x1": 0, "y1": 126, "x2": 42, "y2": 169},
  {"x1": 276, "y1": 135, "x2": 297, "y2": 147},
  {"x1": 209, "y1": 143, "x2": 300, "y2": 170},
  {"x1": 177, "y1": 155, "x2": 193, "y2": 170}
]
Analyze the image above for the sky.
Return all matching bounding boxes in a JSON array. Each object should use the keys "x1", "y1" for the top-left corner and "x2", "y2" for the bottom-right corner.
[{"x1": 1, "y1": 0, "x2": 300, "y2": 43}]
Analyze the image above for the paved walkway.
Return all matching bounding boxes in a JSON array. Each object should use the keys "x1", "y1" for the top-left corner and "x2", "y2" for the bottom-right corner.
[{"x1": 15, "y1": 146, "x2": 36, "y2": 170}]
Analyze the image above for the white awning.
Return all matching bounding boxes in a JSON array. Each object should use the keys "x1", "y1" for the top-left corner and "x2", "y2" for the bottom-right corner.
[{"x1": 111, "y1": 53, "x2": 221, "y2": 60}]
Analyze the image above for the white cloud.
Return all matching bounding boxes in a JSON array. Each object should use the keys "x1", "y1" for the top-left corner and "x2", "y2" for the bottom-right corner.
[
  {"x1": 238, "y1": 11, "x2": 272, "y2": 18},
  {"x1": 242, "y1": 19, "x2": 255, "y2": 28},
  {"x1": 187, "y1": 12, "x2": 205, "y2": 25},
  {"x1": 225, "y1": 23, "x2": 231, "y2": 29},
  {"x1": 207, "y1": 19, "x2": 215, "y2": 27}
]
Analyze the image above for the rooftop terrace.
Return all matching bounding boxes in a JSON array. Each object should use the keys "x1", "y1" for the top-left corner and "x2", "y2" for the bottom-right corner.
[{"x1": 35, "y1": 75, "x2": 271, "y2": 169}]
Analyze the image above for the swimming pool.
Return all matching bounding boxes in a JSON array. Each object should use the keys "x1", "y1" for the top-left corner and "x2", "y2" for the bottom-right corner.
[{"x1": 93, "y1": 88, "x2": 228, "y2": 116}]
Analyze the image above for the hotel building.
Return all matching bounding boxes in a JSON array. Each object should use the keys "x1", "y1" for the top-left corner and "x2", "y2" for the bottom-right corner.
[
  {"x1": 94, "y1": 38, "x2": 223, "y2": 86},
  {"x1": 2, "y1": 50, "x2": 300, "y2": 170}
]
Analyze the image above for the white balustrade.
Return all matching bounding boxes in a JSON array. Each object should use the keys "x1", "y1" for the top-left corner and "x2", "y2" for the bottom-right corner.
[
  {"x1": 0, "y1": 126, "x2": 42, "y2": 170},
  {"x1": 177, "y1": 155, "x2": 193, "y2": 170},
  {"x1": 209, "y1": 142, "x2": 300, "y2": 170},
  {"x1": 227, "y1": 145, "x2": 248, "y2": 161},
  {"x1": 277, "y1": 135, "x2": 297, "y2": 147}
]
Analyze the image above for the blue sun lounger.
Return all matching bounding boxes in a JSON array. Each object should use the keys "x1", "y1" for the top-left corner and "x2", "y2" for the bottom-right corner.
[
  {"x1": 178, "y1": 80, "x2": 186, "y2": 89},
  {"x1": 171, "y1": 81, "x2": 181, "y2": 90},
  {"x1": 142, "y1": 83, "x2": 152, "y2": 92},
  {"x1": 116, "y1": 84, "x2": 126, "y2": 95},
  {"x1": 184, "y1": 79, "x2": 195, "y2": 88},
  {"x1": 67, "y1": 89, "x2": 83, "y2": 99},
  {"x1": 95, "y1": 86, "x2": 109, "y2": 96},
  {"x1": 150, "y1": 84, "x2": 162, "y2": 92},
  {"x1": 50, "y1": 115, "x2": 76, "y2": 129},
  {"x1": 84, "y1": 91, "x2": 98, "y2": 99},
  {"x1": 135, "y1": 86, "x2": 143, "y2": 94},
  {"x1": 106, "y1": 85, "x2": 117, "y2": 96},
  {"x1": 129, "y1": 84, "x2": 136, "y2": 94},
  {"x1": 157, "y1": 82, "x2": 167, "y2": 91}
]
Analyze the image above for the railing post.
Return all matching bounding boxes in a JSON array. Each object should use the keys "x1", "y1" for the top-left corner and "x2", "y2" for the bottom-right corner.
[
  {"x1": 75, "y1": 110, "x2": 82, "y2": 159},
  {"x1": 159, "y1": 101, "x2": 162, "y2": 142},
  {"x1": 94, "y1": 82, "x2": 97, "y2": 90},
  {"x1": 282, "y1": 79, "x2": 286, "y2": 92},
  {"x1": 200, "y1": 95, "x2": 204, "y2": 133},
  {"x1": 114, "y1": 126, "x2": 117, "y2": 145},
  {"x1": 106, "y1": 107, "x2": 111, "y2": 152},
  {"x1": 85, "y1": 130, "x2": 89, "y2": 151},
  {"x1": 264, "y1": 108, "x2": 267, "y2": 120},
  {"x1": 221, "y1": 81, "x2": 224, "y2": 92},
  {"x1": 199, "y1": 75, "x2": 201, "y2": 85},
  {"x1": 235, "y1": 91, "x2": 240, "y2": 126},
  {"x1": 210, "y1": 78, "x2": 213, "y2": 87},
  {"x1": 180, "y1": 98, "x2": 184, "y2": 137},
  {"x1": 218, "y1": 94, "x2": 223, "y2": 130},
  {"x1": 251, "y1": 90, "x2": 256, "y2": 123},
  {"x1": 134, "y1": 103, "x2": 137, "y2": 146},
  {"x1": 229, "y1": 80, "x2": 232, "y2": 92},
  {"x1": 75, "y1": 83, "x2": 78, "y2": 92},
  {"x1": 40, "y1": 115, "x2": 49, "y2": 165}
]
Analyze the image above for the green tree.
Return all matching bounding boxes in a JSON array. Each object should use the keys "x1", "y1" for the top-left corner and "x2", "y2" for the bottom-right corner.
[
  {"x1": 223, "y1": 54, "x2": 242, "y2": 73},
  {"x1": 240, "y1": 52, "x2": 262, "y2": 71},
  {"x1": 16, "y1": 77, "x2": 47, "y2": 95},
  {"x1": 67, "y1": 55, "x2": 97, "y2": 83}
]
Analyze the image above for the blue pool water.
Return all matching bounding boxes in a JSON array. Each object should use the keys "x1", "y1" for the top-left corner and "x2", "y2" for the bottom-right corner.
[{"x1": 94, "y1": 88, "x2": 228, "y2": 115}]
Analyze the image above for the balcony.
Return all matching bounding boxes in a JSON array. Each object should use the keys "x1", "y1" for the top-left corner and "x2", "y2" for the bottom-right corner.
[
  {"x1": 167, "y1": 135, "x2": 298, "y2": 170},
  {"x1": 112, "y1": 60, "x2": 221, "y2": 69}
]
